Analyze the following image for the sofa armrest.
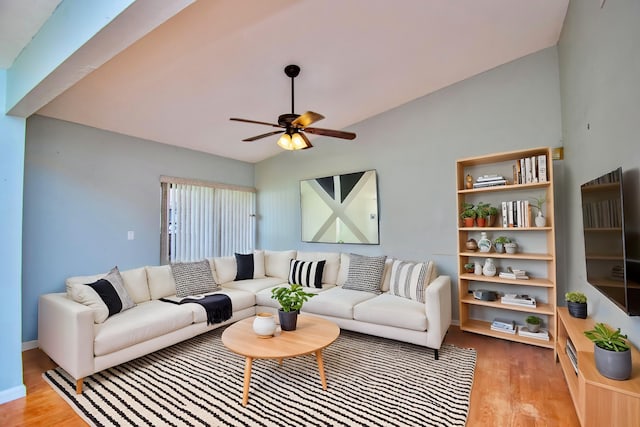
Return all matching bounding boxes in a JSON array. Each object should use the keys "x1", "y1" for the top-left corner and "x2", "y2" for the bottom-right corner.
[
  {"x1": 38, "y1": 293, "x2": 95, "y2": 380},
  {"x1": 424, "y1": 275, "x2": 452, "y2": 349}
]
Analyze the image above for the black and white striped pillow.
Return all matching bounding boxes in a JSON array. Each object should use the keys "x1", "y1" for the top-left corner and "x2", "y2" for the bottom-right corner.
[
  {"x1": 388, "y1": 260, "x2": 429, "y2": 303},
  {"x1": 288, "y1": 260, "x2": 326, "y2": 288},
  {"x1": 84, "y1": 266, "x2": 135, "y2": 318}
]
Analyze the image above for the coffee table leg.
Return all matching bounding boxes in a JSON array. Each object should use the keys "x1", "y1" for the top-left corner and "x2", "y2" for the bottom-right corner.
[
  {"x1": 242, "y1": 357, "x2": 253, "y2": 406},
  {"x1": 315, "y1": 350, "x2": 328, "y2": 390}
]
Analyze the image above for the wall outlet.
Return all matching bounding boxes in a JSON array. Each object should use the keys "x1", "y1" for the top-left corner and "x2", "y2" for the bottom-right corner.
[{"x1": 127, "y1": 231, "x2": 134, "y2": 240}]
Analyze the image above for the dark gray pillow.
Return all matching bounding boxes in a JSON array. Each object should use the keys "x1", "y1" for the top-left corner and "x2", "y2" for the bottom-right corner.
[
  {"x1": 343, "y1": 254, "x2": 387, "y2": 294},
  {"x1": 171, "y1": 260, "x2": 218, "y2": 298},
  {"x1": 84, "y1": 266, "x2": 135, "y2": 318},
  {"x1": 235, "y1": 253, "x2": 254, "y2": 281}
]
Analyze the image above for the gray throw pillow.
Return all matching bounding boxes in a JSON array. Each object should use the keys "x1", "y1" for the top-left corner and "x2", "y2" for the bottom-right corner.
[
  {"x1": 342, "y1": 254, "x2": 387, "y2": 294},
  {"x1": 83, "y1": 266, "x2": 135, "y2": 319},
  {"x1": 171, "y1": 260, "x2": 219, "y2": 297}
]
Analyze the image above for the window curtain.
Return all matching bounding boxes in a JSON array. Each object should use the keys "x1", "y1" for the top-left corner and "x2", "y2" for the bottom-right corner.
[{"x1": 161, "y1": 179, "x2": 256, "y2": 264}]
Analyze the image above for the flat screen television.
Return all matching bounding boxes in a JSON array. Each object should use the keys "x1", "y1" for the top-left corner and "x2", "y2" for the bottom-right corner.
[{"x1": 580, "y1": 167, "x2": 640, "y2": 315}]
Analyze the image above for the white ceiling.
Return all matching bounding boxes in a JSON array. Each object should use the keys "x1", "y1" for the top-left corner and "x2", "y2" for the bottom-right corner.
[{"x1": 4, "y1": 0, "x2": 569, "y2": 163}]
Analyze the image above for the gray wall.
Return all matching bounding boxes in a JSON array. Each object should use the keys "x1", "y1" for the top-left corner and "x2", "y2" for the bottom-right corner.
[
  {"x1": 22, "y1": 115, "x2": 254, "y2": 342},
  {"x1": 558, "y1": 0, "x2": 640, "y2": 345},
  {"x1": 256, "y1": 47, "x2": 563, "y2": 322}
]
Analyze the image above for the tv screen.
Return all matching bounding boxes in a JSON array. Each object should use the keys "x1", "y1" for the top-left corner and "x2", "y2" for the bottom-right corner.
[{"x1": 580, "y1": 167, "x2": 640, "y2": 315}]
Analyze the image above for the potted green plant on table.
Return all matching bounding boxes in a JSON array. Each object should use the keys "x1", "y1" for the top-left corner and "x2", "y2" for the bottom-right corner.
[
  {"x1": 493, "y1": 236, "x2": 511, "y2": 253},
  {"x1": 271, "y1": 283, "x2": 316, "y2": 331},
  {"x1": 565, "y1": 291, "x2": 587, "y2": 319},
  {"x1": 525, "y1": 315, "x2": 542, "y2": 333},
  {"x1": 460, "y1": 203, "x2": 476, "y2": 227},
  {"x1": 584, "y1": 323, "x2": 632, "y2": 380},
  {"x1": 475, "y1": 202, "x2": 491, "y2": 227}
]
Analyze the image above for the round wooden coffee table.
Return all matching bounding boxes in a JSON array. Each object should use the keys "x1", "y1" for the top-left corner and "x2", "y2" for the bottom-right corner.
[{"x1": 221, "y1": 314, "x2": 340, "y2": 406}]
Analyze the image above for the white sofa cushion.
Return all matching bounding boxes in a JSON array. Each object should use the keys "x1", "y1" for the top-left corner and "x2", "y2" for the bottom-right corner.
[
  {"x1": 388, "y1": 260, "x2": 434, "y2": 303},
  {"x1": 93, "y1": 300, "x2": 194, "y2": 356},
  {"x1": 213, "y1": 256, "x2": 236, "y2": 284},
  {"x1": 222, "y1": 277, "x2": 285, "y2": 294},
  {"x1": 253, "y1": 250, "x2": 266, "y2": 278},
  {"x1": 145, "y1": 265, "x2": 176, "y2": 300},
  {"x1": 336, "y1": 253, "x2": 350, "y2": 286},
  {"x1": 121, "y1": 267, "x2": 151, "y2": 303},
  {"x1": 296, "y1": 251, "x2": 340, "y2": 285},
  {"x1": 264, "y1": 250, "x2": 296, "y2": 279},
  {"x1": 353, "y1": 294, "x2": 428, "y2": 331},
  {"x1": 301, "y1": 287, "x2": 376, "y2": 318}
]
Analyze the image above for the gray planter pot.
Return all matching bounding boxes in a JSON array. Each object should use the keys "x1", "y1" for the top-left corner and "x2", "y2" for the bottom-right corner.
[
  {"x1": 594, "y1": 344, "x2": 632, "y2": 380},
  {"x1": 568, "y1": 301, "x2": 587, "y2": 319},
  {"x1": 278, "y1": 309, "x2": 298, "y2": 331}
]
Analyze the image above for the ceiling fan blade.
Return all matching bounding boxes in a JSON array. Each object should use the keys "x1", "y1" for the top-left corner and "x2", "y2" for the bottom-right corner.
[
  {"x1": 298, "y1": 132, "x2": 313, "y2": 149},
  {"x1": 292, "y1": 111, "x2": 325, "y2": 128},
  {"x1": 230, "y1": 117, "x2": 283, "y2": 128},
  {"x1": 304, "y1": 127, "x2": 357, "y2": 140},
  {"x1": 242, "y1": 130, "x2": 284, "y2": 142}
]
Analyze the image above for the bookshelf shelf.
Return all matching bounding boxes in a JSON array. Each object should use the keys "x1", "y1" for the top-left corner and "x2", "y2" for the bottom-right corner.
[{"x1": 456, "y1": 147, "x2": 557, "y2": 353}]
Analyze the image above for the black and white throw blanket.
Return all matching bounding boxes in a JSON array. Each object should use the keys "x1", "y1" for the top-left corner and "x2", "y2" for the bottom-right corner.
[{"x1": 161, "y1": 294, "x2": 232, "y2": 325}]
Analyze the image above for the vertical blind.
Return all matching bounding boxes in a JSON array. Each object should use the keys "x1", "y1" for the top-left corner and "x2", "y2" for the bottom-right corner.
[{"x1": 160, "y1": 177, "x2": 256, "y2": 264}]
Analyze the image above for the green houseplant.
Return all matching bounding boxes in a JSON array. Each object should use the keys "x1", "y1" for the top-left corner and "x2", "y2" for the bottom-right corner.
[
  {"x1": 531, "y1": 194, "x2": 547, "y2": 227},
  {"x1": 584, "y1": 323, "x2": 632, "y2": 380},
  {"x1": 493, "y1": 236, "x2": 511, "y2": 253},
  {"x1": 460, "y1": 202, "x2": 476, "y2": 227},
  {"x1": 487, "y1": 206, "x2": 499, "y2": 227},
  {"x1": 475, "y1": 202, "x2": 491, "y2": 227},
  {"x1": 525, "y1": 315, "x2": 542, "y2": 333},
  {"x1": 565, "y1": 291, "x2": 587, "y2": 318},
  {"x1": 271, "y1": 283, "x2": 316, "y2": 331}
]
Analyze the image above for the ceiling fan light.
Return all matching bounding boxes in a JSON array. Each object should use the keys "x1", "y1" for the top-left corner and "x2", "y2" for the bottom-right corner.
[
  {"x1": 291, "y1": 132, "x2": 309, "y2": 150},
  {"x1": 277, "y1": 133, "x2": 294, "y2": 150}
]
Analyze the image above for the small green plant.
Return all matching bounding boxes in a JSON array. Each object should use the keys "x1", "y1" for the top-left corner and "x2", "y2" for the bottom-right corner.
[
  {"x1": 271, "y1": 283, "x2": 316, "y2": 312},
  {"x1": 475, "y1": 202, "x2": 491, "y2": 219},
  {"x1": 584, "y1": 323, "x2": 630, "y2": 352},
  {"x1": 460, "y1": 202, "x2": 476, "y2": 219},
  {"x1": 565, "y1": 291, "x2": 587, "y2": 304},
  {"x1": 488, "y1": 206, "x2": 499, "y2": 217},
  {"x1": 494, "y1": 236, "x2": 511, "y2": 244},
  {"x1": 530, "y1": 194, "x2": 546, "y2": 213},
  {"x1": 464, "y1": 263, "x2": 475, "y2": 271},
  {"x1": 525, "y1": 315, "x2": 542, "y2": 325}
]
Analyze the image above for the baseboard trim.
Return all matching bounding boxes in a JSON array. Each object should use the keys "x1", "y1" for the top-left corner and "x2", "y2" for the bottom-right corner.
[
  {"x1": 0, "y1": 384, "x2": 26, "y2": 404},
  {"x1": 22, "y1": 340, "x2": 38, "y2": 351}
]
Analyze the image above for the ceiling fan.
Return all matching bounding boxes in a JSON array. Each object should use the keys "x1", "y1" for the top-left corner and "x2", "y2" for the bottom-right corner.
[{"x1": 230, "y1": 64, "x2": 356, "y2": 150}]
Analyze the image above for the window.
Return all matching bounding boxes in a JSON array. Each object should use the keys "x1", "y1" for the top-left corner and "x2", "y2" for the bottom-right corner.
[{"x1": 160, "y1": 176, "x2": 256, "y2": 264}]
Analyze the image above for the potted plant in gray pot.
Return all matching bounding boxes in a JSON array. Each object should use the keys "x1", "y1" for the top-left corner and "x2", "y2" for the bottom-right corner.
[
  {"x1": 271, "y1": 283, "x2": 316, "y2": 331},
  {"x1": 493, "y1": 236, "x2": 510, "y2": 253},
  {"x1": 584, "y1": 323, "x2": 632, "y2": 380},
  {"x1": 565, "y1": 291, "x2": 587, "y2": 319},
  {"x1": 525, "y1": 315, "x2": 542, "y2": 333}
]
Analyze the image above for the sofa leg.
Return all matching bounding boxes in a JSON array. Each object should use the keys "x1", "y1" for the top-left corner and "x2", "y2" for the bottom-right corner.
[
  {"x1": 76, "y1": 378, "x2": 83, "y2": 394},
  {"x1": 434, "y1": 349, "x2": 439, "y2": 360}
]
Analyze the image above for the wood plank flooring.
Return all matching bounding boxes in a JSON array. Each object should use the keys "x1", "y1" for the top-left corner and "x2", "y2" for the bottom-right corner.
[{"x1": 0, "y1": 326, "x2": 578, "y2": 426}]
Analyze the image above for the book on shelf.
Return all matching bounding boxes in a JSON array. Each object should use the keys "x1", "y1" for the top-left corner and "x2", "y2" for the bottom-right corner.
[
  {"x1": 491, "y1": 318, "x2": 516, "y2": 331},
  {"x1": 499, "y1": 269, "x2": 529, "y2": 280},
  {"x1": 514, "y1": 154, "x2": 548, "y2": 184},
  {"x1": 476, "y1": 174, "x2": 504, "y2": 183},
  {"x1": 538, "y1": 154, "x2": 547, "y2": 182},
  {"x1": 517, "y1": 325, "x2": 549, "y2": 341},
  {"x1": 473, "y1": 179, "x2": 507, "y2": 188},
  {"x1": 491, "y1": 325, "x2": 517, "y2": 334},
  {"x1": 501, "y1": 294, "x2": 536, "y2": 307}
]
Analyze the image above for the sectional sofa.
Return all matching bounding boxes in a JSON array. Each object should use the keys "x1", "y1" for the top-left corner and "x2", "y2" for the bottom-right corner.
[{"x1": 38, "y1": 250, "x2": 451, "y2": 394}]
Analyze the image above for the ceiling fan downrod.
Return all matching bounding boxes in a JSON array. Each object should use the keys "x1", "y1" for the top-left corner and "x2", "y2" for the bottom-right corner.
[{"x1": 284, "y1": 64, "x2": 300, "y2": 114}]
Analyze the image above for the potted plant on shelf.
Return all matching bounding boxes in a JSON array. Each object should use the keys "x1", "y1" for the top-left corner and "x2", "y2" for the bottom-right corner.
[
  {"x1": 487, "y1": 206, "x2": 499, "y2": 227},
  {"x1": 531, "y1": 194, "x2": 547, "y2": 227},
  {"x1": 493, "y1": 236, "x2": 511, "y2": 253},
  {"x1": 565, "y1": 291, "x2": 587, "y2": 318},
  {"x1": 271, "y1": 283, "x2": 316, "y2": 331},
  {"x1": 525, "y1": 315, "x2": 542, "y2": 333},
  {"x1": 584, "y1": 323, "x2": 632, "y2": 380},
  {"x1": 475, "y1": 202, "x2": 491, "y2": 227},
  {"x1": 460, "y1": 202, "x2": 477, "y2": 227},
  {"x1": 464, "y1": 262, "x2": 475, "y2": 273},
  {"x1": 504, "y1": 241, "x2": 518, "y2": 254}
]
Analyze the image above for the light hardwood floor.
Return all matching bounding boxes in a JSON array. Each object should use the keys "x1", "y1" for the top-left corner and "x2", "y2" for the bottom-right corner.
[{"x1": 0, "y1": 326, "x2": 579, "y2": 426}]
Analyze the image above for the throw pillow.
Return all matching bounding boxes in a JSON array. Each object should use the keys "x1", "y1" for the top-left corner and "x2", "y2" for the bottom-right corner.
[
  {"x1": 342, "y1": 254, "x2": 387, "y2": 294},
  {"x1": 289, "y1": 259, "x2": 326, "y2": 288},
  {"x1": 235, "y1": 253, "x2": 254, "y2": 281},
  {"x1": 84, "y1": 266, "x2": 135, "y2": 318},
  {"x1": 388, "y1": 260, "x2": 429, "y2": 303},
  {"x1": 171, "y1": 260, "x2": 219, "y2": 298}
]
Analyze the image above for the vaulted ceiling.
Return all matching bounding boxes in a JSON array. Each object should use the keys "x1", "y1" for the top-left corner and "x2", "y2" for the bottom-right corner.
[{"x1": 3, "y1": 0, "x2": 569, "y2": 163}]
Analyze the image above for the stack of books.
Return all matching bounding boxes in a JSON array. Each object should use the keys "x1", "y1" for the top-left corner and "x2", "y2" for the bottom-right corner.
[
  {"x1": 499, "y1": 269, "x2": 529, "y2": 280},
  {"x1": 501, "y1": 293, "x2": 536, "y2": 307},
  {"x1": 513, "y1": 155, "x2": 547, "y2": 184},
  {"x1": 490, "y1": 318, "x2": 516, "y2": 334},
  {"x1": 566, "y1": 337, "x2": 578, "y2": 374},
  {"x1": 473, "y1": 174, "x2": 507, "y2": 188},
  {"x1": 517, "y1": 325, "x2": 550, "y2": 341}
]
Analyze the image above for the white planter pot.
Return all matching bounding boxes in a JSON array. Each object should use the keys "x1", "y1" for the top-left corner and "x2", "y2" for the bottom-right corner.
[{"x1": 253, "y1": 312, "x2": 277, "y2": 338}]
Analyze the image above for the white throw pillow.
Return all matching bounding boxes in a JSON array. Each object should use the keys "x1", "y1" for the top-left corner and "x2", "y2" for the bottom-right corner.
[
  {"x1": 388, "y1": 259, "x2": 434, "y2": 303},
  {"x1": 213, "y1": 256, "x2": 237, "y2": 284},
  {"x1": 265, "y1": 250, "x2": 296, "y2": 279},
  {"x1": 145, "y1": 265, "x2": 177, "y2": 300},
  {"x1": 253, "y1": 250, "x2": 266, "y2": 278},
  {"x1": 296, "y1": 251, "x2": 340, "y2": 285}
]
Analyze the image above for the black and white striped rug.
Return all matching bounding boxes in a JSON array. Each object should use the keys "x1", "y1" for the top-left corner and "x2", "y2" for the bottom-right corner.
[{"x1": 44, "y1": 328, "x2": 476, "y2": 426}]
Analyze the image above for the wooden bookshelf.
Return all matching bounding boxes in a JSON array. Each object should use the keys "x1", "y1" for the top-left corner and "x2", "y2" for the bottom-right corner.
[
  {"x1": 556, "y1": 307, "x2": 640, "y2": 426},
  {"x1": 456, "y1": 147, "x2": 557, "y2": 354}
]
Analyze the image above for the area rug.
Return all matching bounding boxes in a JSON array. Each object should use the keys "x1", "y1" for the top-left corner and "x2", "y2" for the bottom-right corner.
[{"x1": 44, "y1": 329, "x2": 476, "y2": 427}]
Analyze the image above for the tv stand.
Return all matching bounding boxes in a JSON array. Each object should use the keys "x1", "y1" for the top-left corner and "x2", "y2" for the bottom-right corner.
[{"x1": 556, "y1": 307, "x2": 640, "y2": 426}]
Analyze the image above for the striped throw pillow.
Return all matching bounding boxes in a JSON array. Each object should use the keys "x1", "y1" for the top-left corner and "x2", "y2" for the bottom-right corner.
[
  {"x1": 342, "y1": 254, "x2": 387, "y2": 294},
  {"x1": 388, "y1": 260, "x2": 429, "y2": 303},
  {"x1": 289, "y1": 260, "x2": 326, "y2": 288}
]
